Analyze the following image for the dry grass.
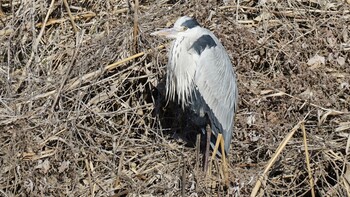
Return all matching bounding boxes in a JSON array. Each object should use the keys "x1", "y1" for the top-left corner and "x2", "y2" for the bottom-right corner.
[{"x1": 1, "y1": 0, "x2": 350, "y2": 196}]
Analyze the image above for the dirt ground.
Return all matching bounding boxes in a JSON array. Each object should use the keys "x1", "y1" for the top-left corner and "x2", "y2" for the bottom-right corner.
[{"x1": 1, "y1": 0, "x2": 350, "y2": 196}]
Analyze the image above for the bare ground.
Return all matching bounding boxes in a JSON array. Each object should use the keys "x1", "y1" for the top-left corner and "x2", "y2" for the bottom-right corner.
[{"x1": 0, "y1": 0, "x2": 350, "y2": 196}]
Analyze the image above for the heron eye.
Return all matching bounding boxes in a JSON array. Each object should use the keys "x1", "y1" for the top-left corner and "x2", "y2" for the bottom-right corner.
[{"x1": 182, "y1": 26, "x2": 189, "y2": 31}]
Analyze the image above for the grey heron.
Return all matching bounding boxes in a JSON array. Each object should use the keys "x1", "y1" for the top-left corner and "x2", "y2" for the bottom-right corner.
[{"x1": 151, "y1": 16, "x2": 238, "y2": 182}]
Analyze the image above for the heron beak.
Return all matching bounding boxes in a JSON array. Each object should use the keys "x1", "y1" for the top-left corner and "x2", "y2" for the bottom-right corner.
[{"x1": 150, "y1": 28, "x2": 179, "y2": 39}]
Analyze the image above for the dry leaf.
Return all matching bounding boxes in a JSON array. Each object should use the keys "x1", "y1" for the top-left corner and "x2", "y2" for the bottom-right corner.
[
  {"x1": 307, "y1": 54, "x2": 325, "y2": 66},
  {"x1": 335, "y1": 122, "x2": 350, "y2": 132},
  {"x1": 337, "y1": 56, "x2": 346, "y2": 66},
  {"x1": 254, "y1": 11, "x2": 273, "y2": 22},
  {"x1": 340, "y1": 82, "x2": 349, "y2": 89},
  {"x1": 326, "y1": 34, "x2": 337, "y2": 47},
  {"x1": 58, "y1": 161, "x2": 71, "y2": 173},
  {"x1": 247, "y1": 114, "x2": 256, "y2": 126},
  {"x1": 260, "y1": 90, "x2": 274, "y2": 95},
  {"x1": 267, "y1": 111, "x2": 279, "y2": 123},
  {"x1": 35, "y1": 159, "x2": 50, "y2": 174},
  {"x1": 299, "y1": 87, "x2": 313, "y2": 100}
]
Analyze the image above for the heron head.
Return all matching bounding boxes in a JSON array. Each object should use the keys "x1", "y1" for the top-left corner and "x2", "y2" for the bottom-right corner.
[{"x1": 151, "y1": 16, "x2": 200, "y2": 39}]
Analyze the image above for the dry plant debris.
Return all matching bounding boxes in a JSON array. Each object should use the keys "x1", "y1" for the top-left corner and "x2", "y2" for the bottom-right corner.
[{"x1": 0, "y1": 0, "x2": 350, "y2": 196}]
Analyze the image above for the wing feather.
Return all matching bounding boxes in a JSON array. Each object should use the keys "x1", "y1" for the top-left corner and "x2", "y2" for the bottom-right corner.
[{"x1": 192, "y1": 33, "x2": 238, "y2": 153}]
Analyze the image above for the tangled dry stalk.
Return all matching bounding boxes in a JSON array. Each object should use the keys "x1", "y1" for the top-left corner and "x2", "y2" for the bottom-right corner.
[{"x1": 1, "y1": 0, "x2": 350, "y2": 196}]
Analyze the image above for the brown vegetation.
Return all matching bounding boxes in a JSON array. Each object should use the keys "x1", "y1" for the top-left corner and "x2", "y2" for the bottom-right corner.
[{"x1": 0, "y1": 0, "x2": 350, "y2": 196}]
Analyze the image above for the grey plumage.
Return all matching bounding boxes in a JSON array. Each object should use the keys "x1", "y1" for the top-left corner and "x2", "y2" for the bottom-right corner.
[
  {"x1": 151, "y1": 16, "x2": 238, "y2": 154},
  {"x1": 191, "y1": 35, "x2": 217, "y2": 55}
]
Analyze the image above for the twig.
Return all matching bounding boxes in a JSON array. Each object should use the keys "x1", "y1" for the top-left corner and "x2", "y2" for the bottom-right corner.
[
  {"x1": 105, "y1": 45, "x2": 165, "y2": 71},
  {"x1": 195, "y1": 133, "x2": 201, "y2": 173},
  {"x1": 0, "y1": 1, "x2": 3, "y2": 16},
  {"x1": 15, "y1": 0, "x2": 56, "y2": 92},
  {"x1": 0, "y1": 28, "x2": 13, "y2": 36},
  {"x1": 85, "y1": 159, "x2": 94, "y2": 197},
  {"x1": 115, "y1": 8, "x2": 128, "y2": 14},
  {"x1": 250, "y1": 118, "x2": 307, "y2": 197},
  {"x1": 133, "y1": 0, "x2": 139, "y2": 53},
  {"x1": 63, "y1": 0, "x2": 78, "y2": 33},
  {"x1": 31, "y1": 0, "x2": 56, "y2": 59},
  {"x1": 219, "y1": 5, "x2": 348, "y2": 15},
  {"x1": 301, "y1": 123, "x2": 315, "y2": 197},
  {"x1": 204, "y1": 124, "x2": 211, "y2": 174},
  {"x1": 113, "y1": 5, "x2": 148, "y2": 15},
  {"x1": 261, "y1": 90, "x2": 350, "y2": 115},
  {"x1": 51, "y1": 31, "x2": 84, "y2": 111},
  {"x1": 235, "y1": 0, "x2": 240, "y2": 21},
  {"x1": 22, "y1": 45, "x2": 165, "y2": 103},
  {"x1": 115, "y1": 152, "x2": 125, "y2": 189},
  {"x1": 181, "y1": 155, "x2": 186, "y2": 197},
  {"x1": 35, "y1": 12, "x2": 96, "y2": 28}
]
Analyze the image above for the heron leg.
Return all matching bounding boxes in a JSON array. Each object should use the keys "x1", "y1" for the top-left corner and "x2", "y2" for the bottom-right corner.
[
  {"x1": 219, "y1": 134, "x2": 229, "y2": 187},
  {"x1": 210, "y1": 133, "x2": 229, "y2": 187},
  {"x1": 204, "y1": 124, "x2": 211, "y2": 173},
  {"x1": 210, "y1": 134, "x2": 222, "y2": 161},
  {"x1": 206, "y1": 133, "x2": 222, "y2": 177}
]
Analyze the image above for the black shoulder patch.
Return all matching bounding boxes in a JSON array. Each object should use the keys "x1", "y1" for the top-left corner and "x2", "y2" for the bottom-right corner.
[
  {"x1": 191, "y1": 35, "x2": 217, "y2": 55},
  {"x1": 182, "y1": 18, "x2": 200, "y2": 29}
]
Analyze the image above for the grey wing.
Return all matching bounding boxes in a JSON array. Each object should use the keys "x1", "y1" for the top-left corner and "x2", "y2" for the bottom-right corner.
[{"x1": 193, "y1": 42, "x2": 238, "y2": 153}]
